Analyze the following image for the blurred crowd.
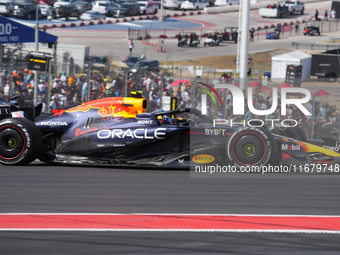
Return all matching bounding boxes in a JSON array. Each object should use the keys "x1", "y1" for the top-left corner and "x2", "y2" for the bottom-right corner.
[{"x1": 0, "y1": 68, "x2": 339, "y2": 139}]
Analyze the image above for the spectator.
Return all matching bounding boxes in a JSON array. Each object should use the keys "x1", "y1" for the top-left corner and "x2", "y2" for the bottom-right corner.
[
  {"x1": 81, "y1": 81, "x2": 88, "y2": 102},
  {"x1": 38, "y1": 79, "x2": 46, "y2": 95},
  {"x1": 69, "y1": 57, "x2": 74, "y2": 75},
  {"x1": 320, "y1": 105, "x2": 327, "y2": 119},
  {"x1": 50, "y1": 96, "x2": 59, "y2": 110},
  {"x1": 1, "y1": 70, "x2": 9, "y2": 89},
  {"x1": 324, "y1": 10, "x2": 328, "y2": 20},
  {"x1": 314, "y1": 9, "x2": 319, "y2": 20},
  {"x1": 331, "y1": 8, "x2": 336, "y2": 19},
  {"x1": 112, "y1": 77, "x2": 117, "y2": 88},
  {"x1": 295, "y1": 21, "x2": 299, "y2": 33},
  {"x1": 3, "y1": 84, "x2": 9, "y2": 96},
  {"x1": 177, "y1": 33, "x2": 182, "y2": 44},
  {"x1": 249, "y1": 27, "x2": 255, "y2": 42},
  {"x1": 27, "y1": 89, "x2": 34, "y2": 101},
  {"x1": 128, "y1": 39, "x2": 134, "y2": 54},
  {"x1": 71, "y1": 93, "x2": 79, "y2": 105},
  {"x1": 60, "y1": 71, "x2": 67, "y2": 86},
  {"x1": 160, "y1": 39, "x2": 165, "y2": 51},
  {"x1": 233, "y1": 29, "x2": 238, "y2": 43},
  {"x1": 181, "y1": 82, "x2": 186, "y2": 98}
]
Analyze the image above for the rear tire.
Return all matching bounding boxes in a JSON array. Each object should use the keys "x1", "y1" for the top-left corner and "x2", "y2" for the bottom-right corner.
[
  {"x1": 0, "y1": 118, "x2": 42, "y2": 166},
  {"x1": 226, "y1": 127, "x2": 277, "y2": 168}
]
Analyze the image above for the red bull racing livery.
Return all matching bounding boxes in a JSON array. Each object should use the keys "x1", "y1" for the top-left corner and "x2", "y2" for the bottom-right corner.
[{"x1": 0, "y1": 94, "x2": 339, "y2": 168}]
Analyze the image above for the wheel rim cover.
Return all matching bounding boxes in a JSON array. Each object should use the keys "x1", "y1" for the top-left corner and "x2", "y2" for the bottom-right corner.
[
  {"x1": 232, "y1": 132, "x2": 266, "y2": 166},
  {"x1": 0, "y1": 126, "x2": 25, "y2": 160}
]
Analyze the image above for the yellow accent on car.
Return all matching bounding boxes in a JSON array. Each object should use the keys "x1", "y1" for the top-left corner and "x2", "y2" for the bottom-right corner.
[{"x1": 295, "y1": 141, "x2": 340, "y2": 157}]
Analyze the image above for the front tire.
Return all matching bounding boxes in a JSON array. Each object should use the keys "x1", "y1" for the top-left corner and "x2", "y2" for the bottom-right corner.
[
  {"x1": 0, "y1": 118, "x2": 42, "y2": 166},
  {"x1": 226, "y1": 127, "x2": 277, "y2": 168}
]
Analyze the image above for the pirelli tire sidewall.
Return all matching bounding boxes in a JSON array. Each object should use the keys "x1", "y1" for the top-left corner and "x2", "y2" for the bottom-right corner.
[
  {"x1": 226, "y1": 127, "x2": 277, "y2": 169},
  {"x1": 0, "y1": 118, "x2": 42, "y2": 166}
]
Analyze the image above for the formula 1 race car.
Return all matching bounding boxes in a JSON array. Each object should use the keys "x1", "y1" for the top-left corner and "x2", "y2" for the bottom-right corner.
[{"x1": 0, "y1": 93, "x2": 340, "y2": 168}]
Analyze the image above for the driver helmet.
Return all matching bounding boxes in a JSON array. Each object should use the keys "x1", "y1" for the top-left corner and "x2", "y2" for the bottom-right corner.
[{"x1": 162, "y1": 114, "x2": 171, "y2": 124}]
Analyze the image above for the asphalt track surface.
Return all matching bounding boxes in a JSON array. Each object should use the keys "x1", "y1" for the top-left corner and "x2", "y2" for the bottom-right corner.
[{"x1": 1, "y1": 163, "x2": 340, "y2": 254}]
